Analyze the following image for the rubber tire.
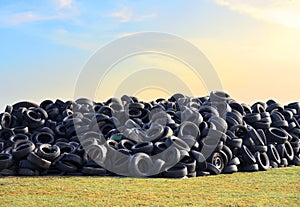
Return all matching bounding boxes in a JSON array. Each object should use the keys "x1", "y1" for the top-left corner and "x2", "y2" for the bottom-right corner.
[
  {"x1": 19, "y1": 159, "x2": 40, "y2": 170},
  {"x1": 162, "y1": 163, "x2": 188, "y2": 178},
  {"x1": 131, "y1": 141, "x2": 154, "y2": 154},
  {"x1": 81, "y1": 166, "x2": 107, "y2": 175},
  {"x1": 18, "y1": 168, "x2": 39, "y2": 176},
  {"x1": 12, "y1": 140, "x2": 35, "y2": 160},
  {"x1": 129, "y1": 153, "x2": 153, "y2": 177},
  {"x1": 206, "y1": 163, "x2": 221, "y2": 175},
  {"x1": 61, "y1": 153, "x2": 83, "y2": 167},
  {"x1": 27, "y1": 152, "x2": 51, "y2": 169},
  {"x1": 222, "y1": 164, "x2": 238, "y2": 174},
  {"x1": 180, "y1": 157, "x2": 196, "y2": 173},
  {"x1": 196, "y1": 171, "x2": 210, "y2": 176},
  {"x1": 191, "y1": 150, "x2": 207, "y2": 171},
  {"x1": 0, "y1": 153, "x2": 14, "y2": 170},
  {"x1": 239, "y1": 145, "x2": 256, "y2": 164},
  {"x1": 55, "y1": 160, "x2": 78, "y2": 173},
  {"x1": 267, "y1": 144, "x2": 281, "y2": 164},
  {"x1": 254, "y1": 152, "x2": 270, "y2": 171},
  {"x1": 207, "y1": 152, "x2": 227, "y2": 172},
  {"x1": 228, "y1": 157, "x2": 240, "y2": 165},
  {"x1": 265, "y1": 127, "x2": 288, "y2": 144},
  {"x1": 37, "y1": 144, "x2": 60, "y2": 161},
  {"x1": 240, "y1": 164, "x2": 259, "y2": 172}
]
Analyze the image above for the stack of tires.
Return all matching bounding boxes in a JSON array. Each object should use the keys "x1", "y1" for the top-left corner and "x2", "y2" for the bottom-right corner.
[{"x1": 0, "y1": 91, "x2": 299, "y2": 177}]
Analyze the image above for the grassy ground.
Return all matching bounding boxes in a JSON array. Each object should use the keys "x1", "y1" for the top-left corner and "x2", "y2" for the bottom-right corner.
[{"x1": 0, "y1": 167, "x2": 299, "y2": 207}]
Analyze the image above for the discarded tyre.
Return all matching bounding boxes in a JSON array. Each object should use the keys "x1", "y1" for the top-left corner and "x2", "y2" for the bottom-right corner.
[{"x1": 0, "y1": 91, "x2": 300, "y2": 177}]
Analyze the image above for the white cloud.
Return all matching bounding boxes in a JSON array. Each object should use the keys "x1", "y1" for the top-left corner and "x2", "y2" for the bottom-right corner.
[
  {"x1": 51, "y1": 29, "x2": 98, "y2": 51},
  {"x1": 109, "y1": 5, "x2": 132, "y2": 22},
  {"x1": 210, "y1": 0, "x2": 300, "y2": 29},
  {"x1": 56, "y1": 0, "x2": 73, "y2": 9},
  {"x1": 108, "y1": 5, "x2": 156, "y2": 23},
  {"x1": 1, "y1": 0, "x2": 79, "y2": 25}
]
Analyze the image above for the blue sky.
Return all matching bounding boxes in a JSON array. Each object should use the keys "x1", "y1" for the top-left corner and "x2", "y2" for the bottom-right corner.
[{"x1": 1, "y1": 0, "x2": 300, "y2": 109}]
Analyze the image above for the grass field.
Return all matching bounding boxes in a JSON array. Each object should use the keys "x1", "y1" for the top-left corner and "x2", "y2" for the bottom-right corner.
[{"x1": 0, "y1": 167, "x2": 299, "y2": 207}]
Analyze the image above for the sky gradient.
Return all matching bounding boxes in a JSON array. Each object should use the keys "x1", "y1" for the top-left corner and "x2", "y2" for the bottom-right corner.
[{"x1": 1, "y1": 0, "x2": 300, "y2": 109}]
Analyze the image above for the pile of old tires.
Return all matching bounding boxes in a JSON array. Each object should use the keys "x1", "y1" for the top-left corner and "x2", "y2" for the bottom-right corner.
[{"x1": 0, "y1": 91, "x2": 299, "y2": 178}]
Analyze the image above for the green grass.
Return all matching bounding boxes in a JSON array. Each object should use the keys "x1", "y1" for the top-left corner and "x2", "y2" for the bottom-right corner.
[{"x1": 0, "y1": 167, "x2": 299, "y2": 207}]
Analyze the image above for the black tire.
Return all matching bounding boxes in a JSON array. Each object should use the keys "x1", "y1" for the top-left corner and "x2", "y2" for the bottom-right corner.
[
  {"x1": 244, "y1": 113, "x2": 261, "y2": 123},
  {"x1": 55, "y1": 160, "x2": 78, "y2": 173},
  {"x1": 166, "y1": 136, "x2": 190, "y2": 151},
  {"x1": 85, "y1": 144, "x2": 107, "y2": 163},
  {"x1": 209, "y1": 91, "x2": 230, "y2": 102},
  {"x1": 222, "y1": 164, "x2": 238, "y2": 174},
  {"x1": 243, "y1": 137, "x2": 255, "y2": 148},
  {"x1": 12, "y1": 140, "x2": 35, "y2": 160},
  {"x1": 191, "y1": 150, "x2": 207, "y2": 171},
  {"x1": 131, "y1": 141, "x2": 154, "y2": 154},
  {"x1": 180, "y1": 157, "x2": 196, "y2": 173},
  {"x1": 292, "y1": 153, "x2": 300, "y2": 166},
  {"x1": 12, "y1": 126, "x2": 29, "y2": 134},
  {"x1": 18, "y1": 168, "x2": 39, "y2": 176},
  {"x1": 19, "y1": 159, "x2": 40, "y2": 170},
  {"x1": 267, "y1": 103, "x2": 283, "y2": 112},
  {"x1": 129, "y1": 153, "x2": 153, "y2": 177},
  {"x1": 208, "y1": 116, "x2": 227, "y2": 133},
  {"x1": 251, "y1": 103, "x2": 266, "y2": 113},
  {"x1": 265, "y1": 127, "x2": 288, "y2": 144},
  {"x1": 81, "y1": 166, "x2": 107, "y2": 175},
  {"x1": 0, "y1": 168, "x2": 17, "y2": 176},
  {"x1": 206, "y1": 163, "x2": 221, "y2": 175},
  {"x1": 250, "y1": 121, "x2": 270, "y2": 129},
  {"x1": 162, "y1": 163, "x2": 188, "y2": 178},
  {"x1": 226, "y1": 111, "x2": 243, "y2": 125},
  {"x1": 257, "y1": 129, "x2": 267, "y2": 145},
  {"x1": 10, "y1": 134, "x2": 29, "y2": 143},
  {"x1": 34, "y1": 108, "x2": 48, "y2": 120},
  {"x1": 250, "y1": 145, "x2": 268, "y2": 153},
  {"x1": 207, "y1": 152, "x2": 227, "y2": 172},
  {"x1": 228, "y1": 157, "x2": 240, "y2": 165},
  {"x1": 54, "y1": 124, "x2": 67, "y2": 137},
  {"x1": 61, "y1": 153, "x2": 83, "y2": 167},
  {"x1": 5, "y1": 105, "x2": 13, "y2": 114},
  {"x1": 187, "y1": 171, "x2": 197, "y2": 178},
  {"x1": 0, "y1": 142, "x2": 4, "y2": 152},
  {"x1": 117, "y1": 148, "x2": 132, "y2": 155},
  {"x1": 206, "y1": 129, "x2": 227, "y2": 142},
  {"x1": 0, "y1": 112, "x2": 11, "y2": 128},
  {"x1": 280, "y1": 158, "x2": 288, "y2": 167},
  {"x1": 37, "y1": 144, "x2": 60, "y2": 161},
  {"x1": 12, "y1": 101, "x2": 38, "y2": 110},
  {"x1": 0, "y1": 128, "x2": 15, "y2": 142},
  {"x1": 27, "y1": 152, "x2": 51, "y2": 169},
  {"x1": 33, "y1": 132, "x2": 55, "y2": 145},
  {"x1": 196, "y1": 171, "x2": 210, "y2": 176},
  {"x1": 283, "y1": 141, "x2": 294, "y2": 161},
  {"x1": 153, "y1": 141, "x2": 169, "y2": 154},
  {"x1": 24, "y1": 109, "x2": 44, "y2": 129},
  {"x1": 254, "y1": 152, "x2": 270, "y2": 171},
  {"x1": 240, "y1": 164, "x2": 259, "y2": 172},
  {"x1": 270, "y1": 160, "x2": 278, "y2": 168},
  {"x1": 267, "y1": 144, "x2": 281, "y2": 164},
  {"x1": 272, "y1": 120, "x2": 289, "y2": 128},
  {"x1": 56, "y1": 143, "x2": 77, "y2": 154},
  {"x1": 215, "y1": 141, "x2": 224, "y2": 152},
  {"x1": 0, "y1": 153, "x2": 14, "y2": 170},
  {"x1": 248, "y1": 127, "x2": 265, "y2": 146},
  {"x1": 226, "y1": 136, "x2": 242, "y2": 149},
  {"x1": 221, "y1": 145, "x2": 233, "y2": 161},
  {"x1": 239, "y1": 145, "x2": 256, "y2": 164}
]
